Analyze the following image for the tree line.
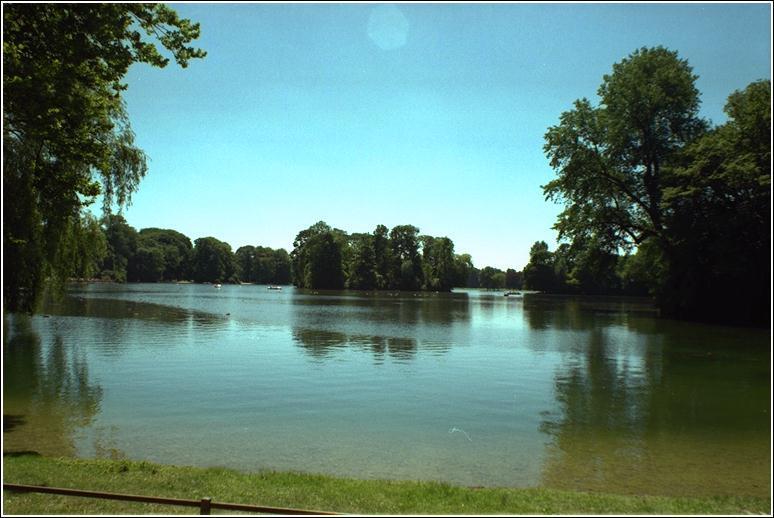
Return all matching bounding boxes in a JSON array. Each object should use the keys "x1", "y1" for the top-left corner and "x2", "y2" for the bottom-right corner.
[
  {"x1": 519, "y1": 239, "x2": 650, "y2": 296},
  {"x1": 54, "y1": 215, "x2": 523, "y2": 291},
  {"x1": 289, "y1": 221, "x2": 522, "y2": 291},
  {"x1": 75, "y1": 214, "x2": 292, "y2": 285}
]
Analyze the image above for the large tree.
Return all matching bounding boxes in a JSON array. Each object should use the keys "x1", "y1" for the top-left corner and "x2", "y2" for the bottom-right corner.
[
  {"x1": 235, "y1": 246, "x2": 257, "y2": 283},
  {"x1": 542, "y1": 48, "x2": 698, "y2": 298},
  {"x1": 291, "y1": 221, "x2": 345, "y2": 289},
  {"x1": 523, "y1": 241, "x2": 556, "y2": 291},
  {"x1": 101, "y1": 214, "x2": 138, "y2": 283},
  {"x1": 291, "y1": 221, "x2": 333, "y2": 287},
  {"x1": 421, "y1": 236, "x2": 456, "y2": 291},
  {"x1": 543, "y1": 46, "x2": 705, "y2": 253},
  {"x1": 372, "y1": 224, "x2": 392, "y2": 289},
  {"x1": 348, "y1": 235, "x2": 377, "y2": 290},
  {"x1": 191, "y1": 237, "x2": 235, "y2": 284},
  {"x1": 271, "y1": 248, "x2": 292, "y2": 285},
  {"x1": 136, "y1": 228, "x2": 193, "y2": 281},
  {"x1": 3, "y1": 4, "x2": 205, "y2": 312},
  {"x1": 388, "y1": 225, "x2": 424, "y2": 290},
  {"x1": 543, "y1": 46, "x2": 770, "y2": 324},
  {"x1": 303, "y1": 232, "x2": 344, "y2": 290}
]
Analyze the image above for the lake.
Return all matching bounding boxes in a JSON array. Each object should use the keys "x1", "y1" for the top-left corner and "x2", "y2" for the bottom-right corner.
[{"x1": 3, "y1": 283, "x2": 770, "y2": 498}]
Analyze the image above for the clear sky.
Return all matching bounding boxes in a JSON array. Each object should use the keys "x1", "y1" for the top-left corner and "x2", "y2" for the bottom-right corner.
[{"x1": 117, "y1": 2, "x2": 771, "y2": 271}]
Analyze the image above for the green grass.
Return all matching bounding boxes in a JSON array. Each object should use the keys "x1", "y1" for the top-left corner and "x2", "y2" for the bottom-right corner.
[{"x1": 2, "y1": 454, "x2": 770, "y2": 515}]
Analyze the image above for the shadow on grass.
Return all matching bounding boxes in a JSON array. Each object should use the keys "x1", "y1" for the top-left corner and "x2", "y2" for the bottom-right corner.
[
  {"x1": 3, "y1": 450, "x2": 41, "y2": 458},
  {"x1": 3, "y1": 414, "x2": 26, "y2": 433}
]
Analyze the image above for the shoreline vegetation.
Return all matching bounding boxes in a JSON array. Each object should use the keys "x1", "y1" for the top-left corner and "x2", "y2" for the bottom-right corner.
[
  {"x1": 3, "y1": 455, "x2": 770, "y2": 515},
  {"x1": 2, "y1": 5, "x2": 769, "y2": 326}
]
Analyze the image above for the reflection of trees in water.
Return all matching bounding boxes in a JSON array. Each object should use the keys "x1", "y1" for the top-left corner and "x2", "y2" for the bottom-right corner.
[
  {"x1": 539, "y1": 329, "x2": 650, "y2": 486},
  {"x1": 292, "y1": 290, "x2": 470, "y2": 325},
  {"x1": 290, "y1": 328, "x2": 348, "y2": 358},
  {"x1": 538, "y1": 321, "x2": 770, "y2": 497},
  {"x1": 291, "y1": 328, "x2": 420, "y2": 362},
  {"x1": 37, "y1": 294, "x2": 227, "y2": 359},
  {"x1": 290, "y1": 291, "x2": 471, "y2": 361},
  {"x1": 3, "y1": 314, "x2": 104, "y2": 457},
  {"x1": 43, "y1": 294, "x2": 223, "y2": 326},
  {"x1": 523, "y1": 294, "x2": 658, "y2": 332}
]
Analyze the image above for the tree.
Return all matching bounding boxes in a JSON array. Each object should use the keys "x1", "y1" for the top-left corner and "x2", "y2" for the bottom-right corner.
[
  {"x1": 389, "y1": 225, "x2": 424, "y2": 290},
  {"x1": 254, "y1": 246, "x2": 278, "y2": 284},
  {"x1": 191, "y1": 237, "x2": 235, "y2": 284},
  {"x1": 3, "y1": 4, "x2": 205, "y2": 312},
  {"x1": 128, "y1": 244, "x2": 165, "y2": 282},
  {"x1": 291, "y1": 222, "x2": 345, "y2": 289},
  {"x1": 421, "y1": 236, "x2": 456, "y2": 291},
  {"x1": 479, "y1": 266, "x2": 506, "y2": 289},
  {"x1": 291, "y1": 221, "x2": 332, "y2": 287},
  {"x1": 453, "y1": 254, "x2": 478, "y2": 287},
  {"x1": 234, "y1": 245, "x2": 290, "y2": 284},
  {"x1": 235, "y1": 245, "x2": 256, "y2": 283},
  {"x1": 372, "y1": 224, "x2": 392, "y2": 289},
  {"x1": 617, "y1": 240, "x2": 661, "y2": 296},
  {"x1": 101, "y1": 214, "x2": 138, "y2": 283},
  {"x1": 543, "y1": 46, "x2": 705, "y2": 254},
  {"x1": 60, "y1": 213, "x2": 108, "y2": 281},
  {"x1": 137, "y1": 228, "x2": 193, "y2": 281},
  {"x1": 543, "y1": 46, "x2": 770, "y2": 324},
  {"x1": 420, "y1": 235, "x2": 437, "y2": 289},
  {"x1": 303, "y1": 232, "x2": 344, "y2": 289},
  {"x1": 541, "y1": 46, "x2": 714, "y2": 311},
  {"x1": 271, "y1": 248, "x2": 292, "y2": 285},
  {"x1": 348, "y1": 235, "x2": 377, "y2": 290},
  {"x1": 523, "y1": 241, "x2": 556, "y2": 291},
  {"x1": 561, "y1": 238, "x2": 621, "y2": 294},
  {"x1": 505, "y1": 269, "x2": 523, "y2": 290}
]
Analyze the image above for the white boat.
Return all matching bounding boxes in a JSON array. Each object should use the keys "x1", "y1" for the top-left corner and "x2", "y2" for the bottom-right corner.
[
  {"x1": 267, "y1": 285, "x2": 282, "y2": 291},
  {"x1": 214, "y1": 283, "x2": 222, "y2": 289}
]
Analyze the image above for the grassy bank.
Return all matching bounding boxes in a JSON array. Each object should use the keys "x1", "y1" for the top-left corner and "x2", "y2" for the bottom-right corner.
[{"x1": 2, "y1": 454, "x2": 770, "y2": 515}]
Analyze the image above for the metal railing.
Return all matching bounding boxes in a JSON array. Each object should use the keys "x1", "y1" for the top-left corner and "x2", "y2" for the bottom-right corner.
[{"x1": 3, "y1": 483, "x2": 340, "y2": 515}]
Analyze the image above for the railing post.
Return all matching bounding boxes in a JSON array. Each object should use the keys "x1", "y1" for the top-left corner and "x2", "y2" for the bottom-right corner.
[{"x1": 200, "y1": 497, "x2": 211, "y2": 515}]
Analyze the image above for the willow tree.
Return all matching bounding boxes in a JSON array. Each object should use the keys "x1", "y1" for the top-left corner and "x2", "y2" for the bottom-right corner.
[{"x1": 3, "y1": 4, "x2": 205, "y2": 312}]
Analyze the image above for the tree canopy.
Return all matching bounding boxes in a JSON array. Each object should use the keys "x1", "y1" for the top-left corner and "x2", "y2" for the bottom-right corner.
[
  {"x1": 289, "y1": 221, "x2": 500, "y2": 292},
  {"x1": 3, "y1": 3, "x2": 205, "y2": 312},
  {"x1": 543, "y1": 46, "x2": 770, "y2": 324},
  {"x1": 543, "y1": 46, "x2": 706, "y2": 252}
]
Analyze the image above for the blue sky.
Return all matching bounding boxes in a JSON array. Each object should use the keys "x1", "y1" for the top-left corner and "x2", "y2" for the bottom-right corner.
[{"x1": 118, "y1": 2, "x2": 771, "y2": 270}]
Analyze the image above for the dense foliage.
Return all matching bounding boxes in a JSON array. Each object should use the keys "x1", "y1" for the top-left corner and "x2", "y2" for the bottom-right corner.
[
  {"x1": 3, "y1": 3, "x2": 205, "y2": 312},
  {"x1": 92, "y1": 217, "x2": 292, "y2": 285},
  {"x1": 289, "y1": 221, "x2": 511, "y2": 291},
  {"x1": 542, "y1": 46, "x2": 770, "y2": 324},
  {"x1": 8, "y1": 213, "x2": 509, "y2": 290}
]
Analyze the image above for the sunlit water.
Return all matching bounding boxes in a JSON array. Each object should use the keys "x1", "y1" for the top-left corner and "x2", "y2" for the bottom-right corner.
[{"x1": 3, "y1": 284, "x2": 770, "y2": 497}]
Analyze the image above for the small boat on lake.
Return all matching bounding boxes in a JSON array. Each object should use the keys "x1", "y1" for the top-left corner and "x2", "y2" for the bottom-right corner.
[
  {"x1": 504, "y1": 291, "x2": 522, "y2": 297},
  {"x1": 214, "y1": 283, "x2": 222, "y2": 289},
  {"x1": 267, "y1": 285, "x2": 282, "y2": 290}
]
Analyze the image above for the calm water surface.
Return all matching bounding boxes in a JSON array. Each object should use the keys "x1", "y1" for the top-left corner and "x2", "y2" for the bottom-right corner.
[{"x1": 3, "y1": 284, "x2": 770, "y2": 497}]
